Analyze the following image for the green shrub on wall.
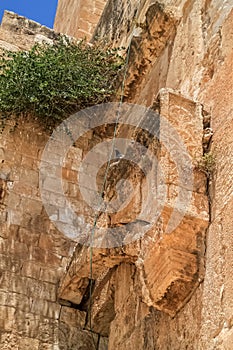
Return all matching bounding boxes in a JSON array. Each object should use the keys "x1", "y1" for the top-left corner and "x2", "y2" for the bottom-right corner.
[
  {"x1": 0, "y1": 38, "x2": 124, "y2": 131},
  {"x1": 195, "y1": 152, "x2": 216, "y2": 178}
]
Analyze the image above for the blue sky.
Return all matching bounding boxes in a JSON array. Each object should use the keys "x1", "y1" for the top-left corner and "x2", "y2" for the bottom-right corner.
[{"x1": 0, "y1": 0, "x2": 58, "y2": 28}]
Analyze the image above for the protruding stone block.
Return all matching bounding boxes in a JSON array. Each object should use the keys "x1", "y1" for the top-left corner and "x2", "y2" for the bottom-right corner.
[{"x1": 58, "y1": 89, "x2": 209, "y2": 325}]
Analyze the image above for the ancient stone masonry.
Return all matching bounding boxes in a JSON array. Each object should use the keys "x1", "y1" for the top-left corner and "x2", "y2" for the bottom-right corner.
[
  {"x1": 92, "y1": 1, "x2": 180, "y2": 103},
  {"x1": 56, "y1": 0, "x2": 233, "y2": 349},
  {"x1": 0, "y1": 11, "x2": 108, "y2": 350},
  {"x1": 58, "y1": 89, "x2": 209, "y2": 339},
  {"x1": 0, "y1": 0, "x2": 233, "y2": 349},
  {"x1": 0, "y1": 11, "x2": 59, "y2": 52},
  {"x1": 54, "y1": 0, "x2": 108, "y2": 40}
]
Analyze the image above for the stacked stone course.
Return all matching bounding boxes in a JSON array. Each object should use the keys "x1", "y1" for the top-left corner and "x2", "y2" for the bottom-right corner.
[
  {"x1": 1, "y1": 0, "x2": 233, "y2": 348},
  {"x1": 0, "y1": 10, "x2": 108, "y2": 350}
]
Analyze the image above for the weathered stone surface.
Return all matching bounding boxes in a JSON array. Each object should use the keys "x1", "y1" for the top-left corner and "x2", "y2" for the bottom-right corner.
[
  {"x1": 54, "y1": 0, "x2": 107, "y2": 40},
  {"x1": 87, "y1": 269, "x2": 116, "y2": 336},
  {"x1": 56, "y1": 0, "x2": 233, "y2": 348},
  {"x1": 0, "y1": 11, "x2": 102, "y2": 349},
  {"x1": 58, "y1": 89, "x2": 209, "y2": 344},
  {"x1": 1, "y1": 0, "x2": 233, "y2": 349},
  {"x1": 99, "y1": 336, "x2": 108, "y2": 350},
  {"x1": 0, "y1": 11, "x2": 59, "y2": 51},
  {"x1": 104, "y1": 1, "x2": 233, "y2": 349},
  {"x1": 60, "y1": 306, "x2": 86, "y2": 328}
]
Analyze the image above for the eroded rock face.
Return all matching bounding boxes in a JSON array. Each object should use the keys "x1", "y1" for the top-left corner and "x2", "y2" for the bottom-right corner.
[
  {"x1": 57, "y1": 0, "x2": 233, "y2": 349},
  {"x1": 88, "y1": 1, "x2": 233, "y2": 349},
  {"x1": 58, "y1": 89, "x2": 209, "y2": 341},
  {"x1": 0, "y1": 11, "x2": 108, "y2": 350},
  {"x1": 1, "y1": 0, "x2": 233, "y2": 349},
  {"x1": 0, "y1": 11, "x2": 59, "y2": 52}
]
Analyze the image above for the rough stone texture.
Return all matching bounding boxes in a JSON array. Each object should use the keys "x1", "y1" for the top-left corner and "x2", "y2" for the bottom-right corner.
[
  {"x1": 1, "y1": 0, "x2": 233, "y2": 349},
  {"x1": 0, "y1": 118, "x2": 104, "y2": 348},
  {"x1": 0, "y1": 11, "x2": 59, "y2": 52},
  {"x1": 54, "y1": 0, "x2": 108, "y2": 40},
  {"x1": 0, "y1": 11, "x2": 107, "y2": 350},
  {"x1": 197, "y1": 7, "x2": 233, "y2": 350},
  {"x1": 87, "y1": 0, "x2": 233, "y2": 349},
  {"x1": 58, "y1": 89, "x2": 209, "y2": 338}
]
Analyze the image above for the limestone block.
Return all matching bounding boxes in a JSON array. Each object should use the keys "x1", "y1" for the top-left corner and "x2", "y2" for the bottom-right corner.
[
  {"x1": 0, "y1": 306, "x2": 15, "y2": 331},
  {"x1": 21, "y1": 262, "x2": 41, "y2": 279},
  {"x1": 29, "y1": 246, "x2": 47, "y2": 264},
  {"x1": 87, "y1": 269, "x2": 116, "y2": 336},
  {"x1": 59, "y1": 276, "x2": 90, "y2": 305},
  {"x1": 39, "y1": 266, "x2": 64, "y2": 284},
  {"x1": 10, "y1": 274, "x2": 29, "y2": 296},
  {"x1": 30, "y1": 299, "x2": 45, "y2": 317},
  {"x1": 19, "y1": 198, "x2": 42, "y2": 218},
  {"x1": 60, "y1": 306, "x2": 86, "y2": 328},
  {"x1": 46, "y1": 302, "x2": 61, "y2": 320},
  {"x1": 143, "y1": 247, "x2": 199, "y2": 316},
  {"x1": 6, "y1": 192, "x2": 21, "y2": 210},
  {"x1": 99, "y1": 337, "x2": 109, "y2": 350},
  {"x1": 54, "y1": 0, "x2": 107, "y2": 40},
  {"x1": 38, "y1": 231, "x2": 72, "y2": 258},
  {"x1": 6, "y1": 240, "x2": 29, "y2": 260},
  {"x1": 6, "y1": 292, "x2": 31, "y2": 313},
  {"x1": 34, "y1": 34, "x2": 53, "y2": 45},
  {"x1": 108, "y1": 263, "x2": 150, "y2": 348},
  {"x1": 158, "y1": 89, "x2": 204, "y2": 189},
  {"x1": 46, "y1": 251, "x2": 62, "y2": 268},
  {"x1": 0, "y1": 291, "x2": 8, "y2": 306},
  {"x1": 14, "y1": 312, "x2": 44, "y2": 339}
]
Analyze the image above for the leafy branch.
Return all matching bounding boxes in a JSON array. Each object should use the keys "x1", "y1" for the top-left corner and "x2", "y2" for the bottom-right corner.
[{"x1": 0, "y1": 37, "x2": 124, "y2": 132}]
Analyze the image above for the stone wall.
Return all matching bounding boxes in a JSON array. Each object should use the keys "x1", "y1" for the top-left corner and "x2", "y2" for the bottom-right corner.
[
  {"x1": 0, "y1": 11, "x2": 108, "y2": 350},
  {"x1": 54, "y1": 0, "x2": 107, "y2": 40},
  {"x1": 57, "y1": 90, "x2": 210, "y2": 349},
  {"x1": 88, "y1": 0, "x2": 233, "y2": 349},
  {"x1": 0, "y1": 11, "x2": 59, "y2": 51},
  {"x1": 1, "y1": 0, "x2": 233, "y2": 349}
]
